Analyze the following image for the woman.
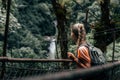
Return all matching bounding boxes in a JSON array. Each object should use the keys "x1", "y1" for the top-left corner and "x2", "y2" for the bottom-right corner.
[{"x1": 67, "y1": 23, "x2": 91, "y2": 68}]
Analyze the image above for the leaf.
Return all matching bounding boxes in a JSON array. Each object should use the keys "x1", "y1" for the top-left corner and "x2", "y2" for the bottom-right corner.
[
  {"x1": 58, "y1": 0, "x2": 69, "y2": 7},
  {"x1": 97, "y1": 0, "x2": 104, "y2": 4}
]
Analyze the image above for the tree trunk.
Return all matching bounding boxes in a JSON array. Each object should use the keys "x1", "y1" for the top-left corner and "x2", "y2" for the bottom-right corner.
[
  {"x1": 51, "y1": 0, "x2": 68, "y2": 68},
  {"x1": 100, "y1": 0, "x2": 110, "y2": 26},
  {"x1": 94, "y1": 0, "x2": 110, "y2": 53}
]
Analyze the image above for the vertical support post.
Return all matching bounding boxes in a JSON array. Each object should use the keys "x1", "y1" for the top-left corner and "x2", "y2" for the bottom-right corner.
[
  {"x1": 112, "y1": 30, "x2": 115, "y2": 62},
  {"x1": 84, "y1": 8, "x2": 89, "y2": 33},
  {"x1": 85, "y1": 8, "x2": 89, "y2": 24},
  {"x1": 55, "y1": 40, "x2": 59, "y2": 59},
  {"x1": 111, "y1": 30, "x2": 115, "y2": 80},
  {"x1": 1, "y1": 0, "x2": 11, "y2": 79}
]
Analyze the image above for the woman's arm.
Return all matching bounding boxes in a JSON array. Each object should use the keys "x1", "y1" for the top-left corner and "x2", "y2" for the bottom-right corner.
[{"x1": 67, "y1": 51, "x2": 90, "y2": 68}]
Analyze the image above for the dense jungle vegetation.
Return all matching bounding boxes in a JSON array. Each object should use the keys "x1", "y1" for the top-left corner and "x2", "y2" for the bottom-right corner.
[{"x1": 0, "y1": 0, "x2": 120, "y2": 61}]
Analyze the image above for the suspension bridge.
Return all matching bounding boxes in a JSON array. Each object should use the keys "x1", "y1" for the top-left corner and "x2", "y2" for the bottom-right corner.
[{"x1": 0, "y1": 0, "x2": 120, "y2": 80}]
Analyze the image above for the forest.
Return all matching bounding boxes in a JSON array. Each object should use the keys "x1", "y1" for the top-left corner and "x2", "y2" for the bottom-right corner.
[{"x1": 0, "y1": 0, "x2": 120, "y2": 80}]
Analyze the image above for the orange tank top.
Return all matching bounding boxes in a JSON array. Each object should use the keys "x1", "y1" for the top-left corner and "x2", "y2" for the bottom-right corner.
[{"x1": 77, "y1": 46, "x2": 91, "y2": 68}]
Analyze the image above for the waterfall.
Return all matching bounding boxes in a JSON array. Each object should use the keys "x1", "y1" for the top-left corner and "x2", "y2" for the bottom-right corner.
[
  {"x1": 48, "y1": 37, "x2": 56, "y2": 59},
  {"x1": 46, "y1": 20, "x2": 57, "y2": 59}
]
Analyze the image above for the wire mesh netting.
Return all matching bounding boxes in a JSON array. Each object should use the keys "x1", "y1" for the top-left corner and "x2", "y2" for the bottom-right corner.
[
  {"x1": 0, "y1": 61, "x2": 74, "y2": 80},
  {"x1": 17, "y1": 62, "x2": 120, "y2": 80},
  {"x1": 0, "y1": 61, "x2": 120, "y2": 80}
]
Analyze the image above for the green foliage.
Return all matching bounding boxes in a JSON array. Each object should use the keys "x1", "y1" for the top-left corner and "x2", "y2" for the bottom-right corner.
[
  {"x1": 0, "y1": 0, "x2": 120, "y2": 61},
  {"x1": 12, "y1": 0, "x2": 56, "y2": 36},
  {"x1": 8, "y1": 28, "x2": 49, "y2": 58},
  {"x1": 97, "y1": 0, "x2": 104, "y2": 4},
  {"x1": 0, "y1": 1, "x2": 120, "y2": 78},
  {"x1": 58, "y1": 0, "x2": 69, "y2": 7},
  {"x1": 7, "y1": 47, "x2": 37, "y2": 58},
  {"x1": 106, "y1": 42, "x2": 120, "y2": 61},
  {"x1": 0, "y1": 23, "x2": 4, "y2": 28},
  {"x1": 0, "y1": 41, "x2": 3, "y2": 56}
]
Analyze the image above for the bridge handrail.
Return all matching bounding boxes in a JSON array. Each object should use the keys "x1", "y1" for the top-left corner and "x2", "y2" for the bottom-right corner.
[
  {"x1": 0, "y1": 57, "x2": 73, "y2": 62},
  {"x1": 18, "y1": 61, "x2": 120, "y2": 80}
]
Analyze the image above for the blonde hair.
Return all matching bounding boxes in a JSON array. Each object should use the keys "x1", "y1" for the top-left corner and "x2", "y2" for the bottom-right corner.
[{"x1": 71, "y1": 23, "x2": 86, "y2": 48}]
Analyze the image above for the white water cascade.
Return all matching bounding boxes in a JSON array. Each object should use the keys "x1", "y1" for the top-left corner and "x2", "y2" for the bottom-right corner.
[{"x1": 48, "y1": 37, "x2": 56, "y2": 59}]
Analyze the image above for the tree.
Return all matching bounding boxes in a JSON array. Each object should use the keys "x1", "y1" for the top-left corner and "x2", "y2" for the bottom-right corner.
[
  {"x1": 51, "y1": 0, "x2": 68, "y2": 68},
  {"x1": 100, "y1": 0, "x2": 110, "y2": 26},
  {"x1": 51, "y1": 0, "x2": 68, "y2": 59},
  {"x1": 93, "y1": 0, "x2": 120, "y2": 54},
  {"x1": 94, "y1": 0, "x2": 110, "y2": 53}
]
